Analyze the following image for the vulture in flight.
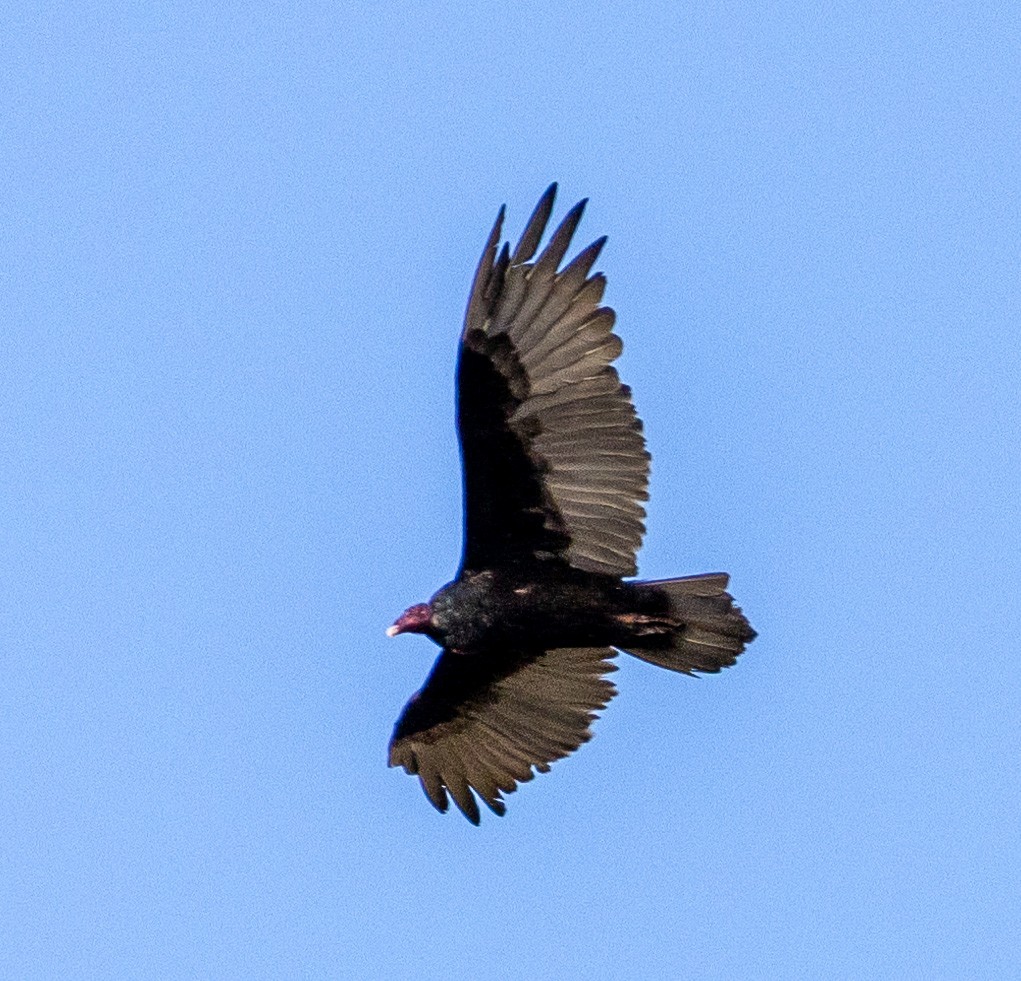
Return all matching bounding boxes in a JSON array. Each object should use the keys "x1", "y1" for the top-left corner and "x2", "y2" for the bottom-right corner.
[{"x1": 387, "y1": 185, "x2": 755, "y2": 823}]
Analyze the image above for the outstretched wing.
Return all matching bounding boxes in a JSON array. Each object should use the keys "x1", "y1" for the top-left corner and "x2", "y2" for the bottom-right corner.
[
  {"x1": 388, "y1": 646, "x2": 617, "y2": 824},
  {"x1": 457, "y1": 184, "x2": 650, "y2": 577}
]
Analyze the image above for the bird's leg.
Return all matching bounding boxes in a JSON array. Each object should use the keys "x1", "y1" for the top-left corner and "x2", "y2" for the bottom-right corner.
[{"x1": 614, "y1": 611, "x2": 678, "y2": 639}]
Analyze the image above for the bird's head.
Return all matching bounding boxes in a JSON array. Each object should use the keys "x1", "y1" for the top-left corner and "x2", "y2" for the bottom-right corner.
[{"x1": 386, "y1": 602, "x2": 434, "y2": 638}]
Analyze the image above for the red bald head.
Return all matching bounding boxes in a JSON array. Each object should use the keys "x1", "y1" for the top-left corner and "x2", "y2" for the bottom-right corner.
[{"x1": 386, "y1": 603, "x2": 433, "y2": 638}]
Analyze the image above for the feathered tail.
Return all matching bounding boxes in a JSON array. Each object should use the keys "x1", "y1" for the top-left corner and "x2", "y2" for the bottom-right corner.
[{"x1": 622, "y1": 573, "x2": 756, "y2": 675}]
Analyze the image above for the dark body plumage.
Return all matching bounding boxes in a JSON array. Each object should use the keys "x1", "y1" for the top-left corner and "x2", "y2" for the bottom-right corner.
[{"x1": 388, "y1": 185, "x2": 756, "y2": 824}]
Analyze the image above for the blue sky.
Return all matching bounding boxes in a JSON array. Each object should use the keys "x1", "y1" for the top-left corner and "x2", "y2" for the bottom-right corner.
[{"x1": 3, "y1": 3, "x2": 1019, "y2": 978}]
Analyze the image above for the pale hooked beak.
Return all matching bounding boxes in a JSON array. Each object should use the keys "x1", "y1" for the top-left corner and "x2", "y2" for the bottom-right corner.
[{"x1": 387, "y1": 603, "x2": 432, "y2": 638}]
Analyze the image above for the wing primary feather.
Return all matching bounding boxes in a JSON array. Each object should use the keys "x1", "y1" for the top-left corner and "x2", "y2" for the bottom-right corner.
[
  {"x1": 464, "y1": 205, "x2": 505, "y2": 332},
  {"x1": 484, "y1": 242, "x2": 511, "y2": 308},
  {"x1": 525, "y1": 320, "x2": 621, "y2": 376},
  {"x1": 443, "y1": 770, "x2": 481, "y2": 825},
  {"x1": 512, "y1": 183, "x2": 557, "y2": 262},
  {"x1": 558, "y1": 235, "x2": 606, "y2": 285},
  {"x1": 418, "y1": 770, "x2": 450, "y2": 814},
  {"x1": 518, "y1": 308, "x2": 615, "y2": 371},
  {"x1": 531, "y1": 198, "x2": 588, "y2": 278},
  {"x1": 456, "y1": 742, "x2": 507, "y2": 810},
  {"x1": 505, "y1": 200, "x2": 591, "y2": 348},
  {"x1": 470, "y1": 745, "x2": 518, "y2": 794},
  {"x1": 511, "y1": 238, "x2": 606, "y2": 350}
]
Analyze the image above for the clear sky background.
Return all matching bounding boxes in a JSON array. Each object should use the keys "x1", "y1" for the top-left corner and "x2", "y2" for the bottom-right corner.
[{"x1": 3, "y1": 3, "x2": 1019, "y2": 979}]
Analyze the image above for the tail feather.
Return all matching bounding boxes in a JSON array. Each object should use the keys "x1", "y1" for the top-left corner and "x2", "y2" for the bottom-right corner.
[{"x1": 623, "y1": 573, "x2": 756, "y2": 676}]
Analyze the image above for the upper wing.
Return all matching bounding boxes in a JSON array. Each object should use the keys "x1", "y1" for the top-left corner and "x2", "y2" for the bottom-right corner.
[
  {"x1": 457, "y1": 184, "x2": 650, "y2": 577},
  {"x1": 388, "y1": 646, "x2": 617, "y2": 824}
]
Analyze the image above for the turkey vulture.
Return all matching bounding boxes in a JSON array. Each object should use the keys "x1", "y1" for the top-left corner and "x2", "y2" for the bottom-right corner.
[{"x1": 387, "y1": 185, "x2": 755, "y2": 824}]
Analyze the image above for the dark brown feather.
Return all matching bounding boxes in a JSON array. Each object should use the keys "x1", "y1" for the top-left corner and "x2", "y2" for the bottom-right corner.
[
  {"x1": 389, "y1": 647, "x2": 617, "y2": 824},
  {"x1": 458, "y1": 185, "x2": 649, "y2": 576}
]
